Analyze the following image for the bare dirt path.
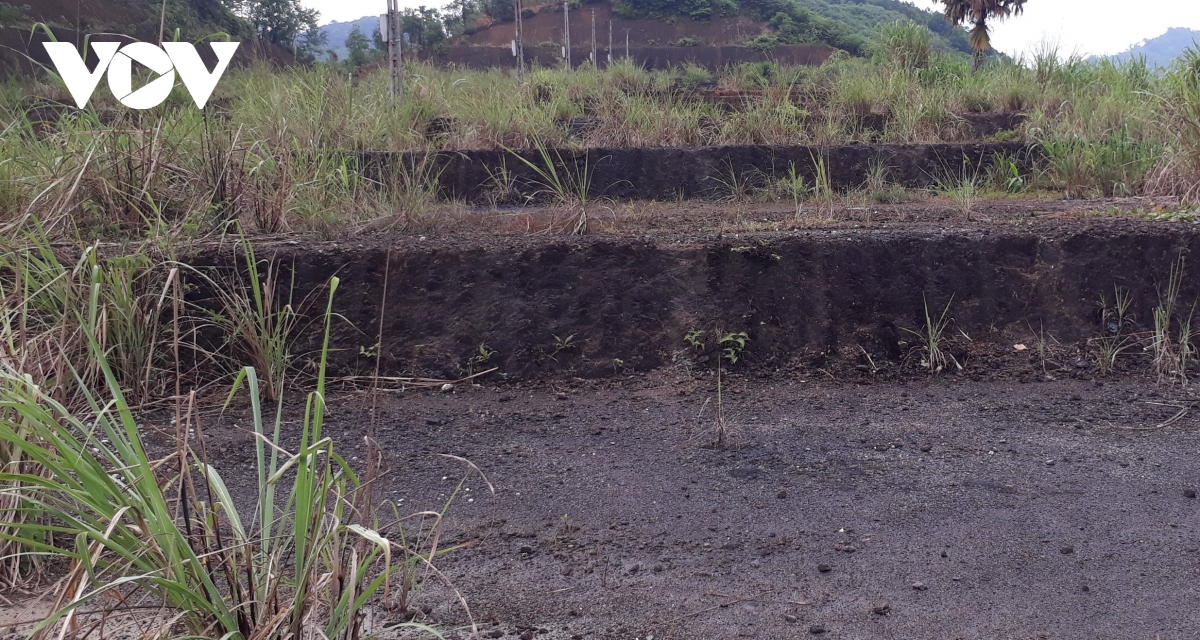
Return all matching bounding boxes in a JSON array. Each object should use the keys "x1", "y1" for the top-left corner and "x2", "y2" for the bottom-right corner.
[{"x1": 213, "y1": 369, "x2": 1200, "y2": 640}]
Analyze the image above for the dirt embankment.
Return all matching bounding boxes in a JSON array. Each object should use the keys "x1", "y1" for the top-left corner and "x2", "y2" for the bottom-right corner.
[
  {"x1": 187, "y1": 215, "x2": 1200, "y2": 383},
  {"x1": 420, "y1": 43, "x2": 834, "y2": 71},
  {"x1": 362, "y1": 143, "x2": 1035, "y2": 204},
  {"x1": 461, "y1": 3, "x2": 768, "y2": 48}
]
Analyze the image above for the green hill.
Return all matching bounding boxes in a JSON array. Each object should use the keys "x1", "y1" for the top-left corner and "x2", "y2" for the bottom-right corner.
[
  {"x1": 797, "y1": 0, "x2": 971, "y2": 53},
  {"x1": 608, "y1": 0, "x2": 971, "y2": 54}
]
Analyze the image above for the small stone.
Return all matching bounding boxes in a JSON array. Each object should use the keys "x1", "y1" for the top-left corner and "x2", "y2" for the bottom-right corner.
[
  {"x1": 912, "y1": 582, "x2": 927, "y2": 591},
  {"x1": 872, "y1": 603, "x2": 891, "y2": 616},
  {"x1": 809, "y1": 624, "x2": 827, "y2": 634},
  {"x1": 1001, "y1": 484, "x2": 1017, "y2": 494},
  {"x1": 777, "y1": 490, "x2": 788, "y2": 499},
  {"x1": 519, "y1": 545, "x2": 534, "y2": 555},
  {"x1": 487, "y1": 631, "x2": 504, "y2": 639},
  {"x1": 1060, "y1": 545, "x2": 1074, "y2": 555},
  {"x1": 1185, "y1": 489, "x2": 1196, "y2": 499},
  {"x1": 817, "y1": 563, "x2": 832, "y2": 573},
  {"x1": 784, "y1": 614, "x2": 799, "y2": 623},
  {"x1": 920, "y1": 444, "x2": 933, "y2": 452},
  {"x1": 556, "y1": 392, "x2": 568, "y2": 400},
  {"x1": 1081, "y1": 584, "x2": 1090, "y2": 592},
  {"x1": 750, "y1": 560, "x2": 761, "y2": 568},
  {"x1": 520, "y1": 631, "x2": 534, "y2": 640},
  {"x1": 440, "y1": 383, "x2": 455, "y2": 393}
]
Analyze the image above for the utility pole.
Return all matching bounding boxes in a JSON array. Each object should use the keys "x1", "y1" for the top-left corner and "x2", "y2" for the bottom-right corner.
[
  {"x1": 590, "y1": 10, "x2": 597, "y2": 67},
  {"x1": 624, "y1": 29, "x2": 630, "y2": 60},
  {"x1": 387, "y1": 0, "x2": 403, "y2": 103},
  {"x1": 562, "y1": 0, "x2": 571, "y2": 69},
  {"x1": 514, "y1": 0, "x2": 525, "y2": 77},
  {"x1": 608, "y1": 20, "x2": 613, "y2": 66}
]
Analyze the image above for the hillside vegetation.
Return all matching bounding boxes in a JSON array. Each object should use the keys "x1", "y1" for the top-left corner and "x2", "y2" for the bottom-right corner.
[
  {"x1": 609, "y1": 0, "x2": 970, "y2": 53},
  {"x1": 3, "y1": 0, "x2": 247, "y2": 40},
  {"x1": 334, "y1": 0, "x2": 973, "y2": 59}
]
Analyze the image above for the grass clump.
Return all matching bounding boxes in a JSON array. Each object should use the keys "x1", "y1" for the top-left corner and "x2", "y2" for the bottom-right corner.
[{"x1": 0, "y1": 274, "x2": 469, "y2": 638}]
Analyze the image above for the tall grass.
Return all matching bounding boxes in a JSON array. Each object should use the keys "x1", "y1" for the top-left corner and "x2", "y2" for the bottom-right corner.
[
  {"x1": 0, "y1": 271, "x2": 464, "y2": 638},
  {"x1": 1, "y1": 48, "x2": 1197, "y2": 241}
]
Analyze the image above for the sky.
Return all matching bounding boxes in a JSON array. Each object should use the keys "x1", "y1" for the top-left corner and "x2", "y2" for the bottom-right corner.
[{"x1": 304, "y1": 0, "x2": 1200, "y2": 59}]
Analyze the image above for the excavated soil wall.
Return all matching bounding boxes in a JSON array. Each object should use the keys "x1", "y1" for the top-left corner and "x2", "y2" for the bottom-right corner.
[
  {"x1": 189, "y1": 221, "x2": 1200, "y2": 381},
  {"x1": 360, "y1": 142, "x2": 1037, "y2": 204}
]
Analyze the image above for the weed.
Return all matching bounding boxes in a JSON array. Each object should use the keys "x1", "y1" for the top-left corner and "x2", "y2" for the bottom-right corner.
[
  {"x1": 506, "y1": 139, "x2": 599, "y2": 233},
  {"x1": 707, "y1": 160, "x2": 759, "y2": 203},
  {"x1": 1090, "y1": 286, "x2": 1137, "y2": 373},
  {"x1": 713, "y1": 331, "x2": 748, "y2": 449},
  {"x1": 0, "y1": 273, "x2": 475, "y2": 638},
  {"x1": 903, "y1": 294, "x2": 960, "y2": 373},
  {"x1": 864, "y1": 157, "x2": 891, "y2": 194},
  {"x1": 181, "y1": 231, "x2": 303, "y2": 401},
  {"x1": 778, "y1": 162, "x2": 807, "y2": 218},
  {"x1": 484, "y1": 158, "x2": 521, "y2": 206},
  {"x1": 810, "y1": 151, "x2": 834, "y2": 218},
  {"x1": 467, "y1": 343, "x2": 497, "y2": 375},
  {"x1": 1091, "y1": 333, "x2": 1136, "y2": 374},
  {"x1": 1151, "y1": 254, "x2": 1196, "y2": 383},
  {"x1": 552, "y1": 332, "x2": 577, "y2": 354},
  {"x1": 933, "y1": 163, "x2": 982, "y2": 220}
]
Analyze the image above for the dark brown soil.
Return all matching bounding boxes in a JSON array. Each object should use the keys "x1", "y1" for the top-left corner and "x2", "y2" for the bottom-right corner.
[
  {"x1": 362, "y1": 143, "x2": 1036, "y2": 202},
  {"x1": 187, "y1": 197, "x2": 1199, "y2": 385},
  {"x1": 155, "y1": 196, "x2": 1200, "y2": 639},
  {"x1": 199, "y1": 368, "x2": 1200, "y2": 640}
]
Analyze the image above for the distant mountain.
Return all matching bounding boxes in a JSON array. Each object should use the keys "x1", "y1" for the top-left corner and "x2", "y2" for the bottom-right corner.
[
  {"x1": 1107, "y1": 27, "x2": 1200, "y2": 68},
  {"x1": 318, "y1": 16, "x2": 380, "y2": 60}
]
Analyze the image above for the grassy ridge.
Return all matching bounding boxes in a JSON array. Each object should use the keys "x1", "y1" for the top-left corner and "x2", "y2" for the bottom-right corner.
[{"x1": 0, "y1": 38, "x2": 1198, "y2": 239}]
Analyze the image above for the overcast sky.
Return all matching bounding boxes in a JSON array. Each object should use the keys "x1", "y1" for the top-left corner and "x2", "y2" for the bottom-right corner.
[{"x1": 305, "y1": 0, "x2": 1200, "y2": 58}]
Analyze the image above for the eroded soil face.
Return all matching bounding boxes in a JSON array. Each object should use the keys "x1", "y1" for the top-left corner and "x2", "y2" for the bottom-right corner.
[
  {"x1": 203, "y1": 369, "x2": 1200, "y2": 640},
  {"x1": 195, "y1": 196, "x2": 1200, "y2": 385}
]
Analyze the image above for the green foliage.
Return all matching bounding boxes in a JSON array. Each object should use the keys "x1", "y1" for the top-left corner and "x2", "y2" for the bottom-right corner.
[
  {"x1": 744, "y1": 34, "x2": 780, "y2": 50},
  {"x1": 678, "y1": 63, "x2": 713, "y2": 88},
  {"x1": 226, "y1": 0, "x2": 318, "y2": 46},
  {"x1": 719, "y1": 331, "x2": 749, "y2": 364},
  {"x1": 0, "y1": 2, "x2": 26, "y2": 27},
  {"x1": 400, "y1": 5, "x2": 450, "y2": 49},
  {"x1": 1042, "y1": 127, "x2": 1161, "y2": 198},
  {"x1": 613, "y1": 0, "x2": 739, "y2": 21},
  {"x1": 878, "y1": 19, "x2": 933, "y2": 69},
  {"x1": 0, "y1": 273, "x2": 462, "y2": 638},
  {"x1": 344, "y1": 25, "x2": 373, "y2": 67}
]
